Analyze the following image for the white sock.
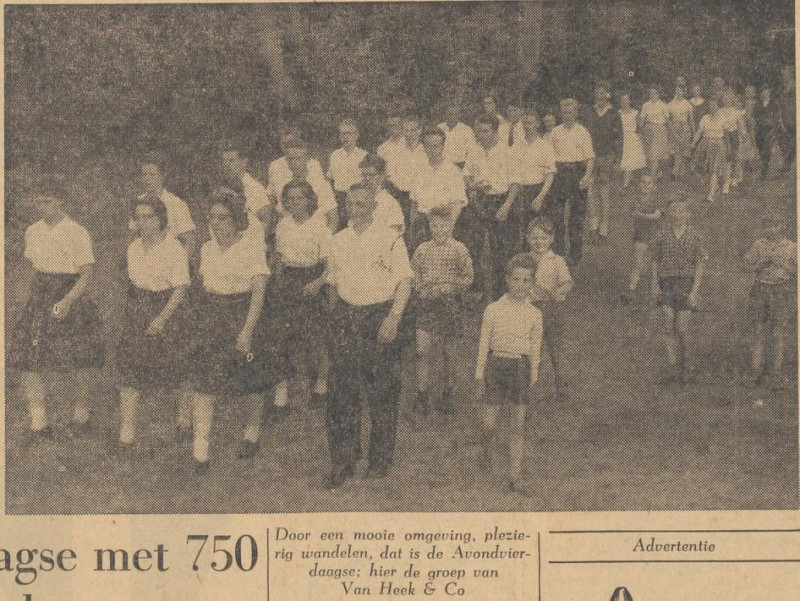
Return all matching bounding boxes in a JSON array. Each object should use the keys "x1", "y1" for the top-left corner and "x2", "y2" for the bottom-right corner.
[
  {"x1": 192, "y1": 392, "x2": 215, "y2": 462},
  {"x1": 243, "y1": 425, "x2": 260, "y2": 443},
  {"x1": 22, "y1": 372, "x2": 47, "y2": 431},
  {"x1": 313, "y1": 378, "x2": 328, "y2": 395},
  {"x1": 119, "y1": 386, "x2": 140, "y2": 444},
  {"x1": 273, "y1": 380, "x2": 289, "y2": 408}
]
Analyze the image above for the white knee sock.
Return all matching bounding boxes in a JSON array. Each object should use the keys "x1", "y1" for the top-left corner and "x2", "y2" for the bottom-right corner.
[
  {"x1": 273, "y1": 380, "x2": 288, "y2": 408},
  {"x1": 192, "y1": 392, "x2": 215, "y2": 462},
  {"x1": 22, "y1": 372, "x2": 47, "y2": 431},
  {"x1": 119, "y1": 386, "x2": 140, "y2": 444}
]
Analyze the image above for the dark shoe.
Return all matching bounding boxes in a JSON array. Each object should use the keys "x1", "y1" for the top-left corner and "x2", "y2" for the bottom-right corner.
[
  {"x1": 266, "y1": 405, "x2": 290, "y2": 425},
  {"x1": 31, "y1": 425, "x2": 55, "y2": 441},
  {"x1": 310, "y1": 392, "x2": 327, "y2": 409},
  {"x1": 324, "y1": 465, "x2": 354, "y2": 490},
  {"x1": 596, "y1": 234, "x2": 608, "y2": 246},
  {"x1": 436, "y1": 387, "x2": 454, "y2": 417},
  {"x1": 555, "y1": 379, "x2": 569, "y2": 403},
  {"x1": 659, "y1": 365, "x2": 682, "y2": 385},
  {"x1": 620, "y1": 292, "x2": 634, "y2": 306},
  {"x1": 175, "y1": 425, "x2": 192, "y2": 444},
  {"x1": 113, "y1": 441, "x2": 134, "y2": 459},
  {"x1": 193, "y1": 460, "x2": 211, "y2": 476},
  {"x1": 67, "y1": 420, "x2": 92, "y2": 439},
  {"x1": 364, "y1": 464, "x2": 389, "y2": 479},
  {"x1": 505, "y1": 479, "x2": 533, "y2": 498},
  {"x1": 413, "y1": 391, "x2": 430, "y2": 417},
  {"x1": 237, "y1": 440, "x2": 259, "y2": 460}
]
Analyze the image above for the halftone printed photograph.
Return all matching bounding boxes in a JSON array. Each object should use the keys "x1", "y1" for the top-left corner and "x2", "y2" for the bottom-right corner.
[{"x1": 4, "y1": 1, "x2": 797, "y2": 515}]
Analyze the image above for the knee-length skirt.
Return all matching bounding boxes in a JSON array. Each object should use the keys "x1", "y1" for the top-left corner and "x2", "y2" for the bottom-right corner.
[
  {"x1": 189, "y1": 290, "x2": 285, "y2": 396},
  {"x1": 642, "y1": 122, "x2": 671, "y2": 163},
  {"x1": 8, "y1": 272, "x2": 104, "y2": 371},
  {"x1": 117, "y1": 285, "x2": 188, "y2": 390},
  {"x1": 668, "y1": 120, "x2": 693, "y2": 157},
  {"x1": 621, "y1": 131, "x2": 647, "y2": 171}
]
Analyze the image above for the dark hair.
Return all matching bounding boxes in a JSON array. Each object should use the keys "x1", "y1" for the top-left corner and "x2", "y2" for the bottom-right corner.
[
  {"x1": 131, "y1": 195, "x2": 168, "y2": 231},
  {"x1": 360, "y1": 153, "x2": 387, "y2": 173},
  {"x1": 208, "y1": 186, "x2": 249, "y2": 232},
  {"x1": 609, "y1": 587, "x2": 633, "y2": 601},
  {"x1": 428, "y1": 205, "x2": 453, "y2": 220},
  {"x1": 348, "y1": 181, "x2": 370, "y2": 194},
  {"x1": 281, "y1": 179, "x2": 318, "y2": 216},
  {"x1": 420, "y1": 126, "x2": 446, "y2": 143},
  {"x1": 283, "y1": 137, "x2": 307, "y2": 153},
  {"x1": 504, "y1": 253, "x2": 537, "y2": 281},
  {"x1": 475, "y1": 113, "x2": 500, "y2": 131},
  {"x1": 142, "y1": 149, "x2": 169, "y2": 176},
  {"x1": 281, "y1": 124, "x2": 303, "y2": 139},
  {"x1": 527, "y1": 216, "x2": 555, "y2": 237}
]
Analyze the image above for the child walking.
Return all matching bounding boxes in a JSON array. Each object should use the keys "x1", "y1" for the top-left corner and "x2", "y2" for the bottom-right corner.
[
  {"x1": 651, "y1": 200, "x2": 708, "y2": 384},
  {"x1": 411, "y1": 205, "x2": 474, "y2": 421},
  {"x1": 10, "y1": 189, "x2": 104, "y2": 439},
  {"x1": 475, "y1": 254, "x2": 543, "y2": 496},
  {"x1": 621, "y1": 174, "x2": 662, "y2": 305},
  {"x1": 743, "y1": 214, "x2": 797, "y2": 391},
  {"x1": 619, "y1": 93, "x2": 647, "y2": 189}
]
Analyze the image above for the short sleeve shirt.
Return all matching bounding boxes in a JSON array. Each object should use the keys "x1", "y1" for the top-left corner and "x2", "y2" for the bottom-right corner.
[
  {"x1": 438, "y1": 122, "x2": 477, "y2": 165},
  {"x1": 25, "y1": 217, "x2": 95, "y2": 274},
  {"x1": 241, "y1": 173, "x2": 271, "y2": 240},
  {"x1": 410, "y1": 160, "x2": 468, "y2": 213},
  {"x1": 327, "y1": 147, "x2": 368, "y2": 193},
  {"x1": 652, "y1": 226, "x2": 708, "y2": 278},
  {"x1": 128, "y1": 235, "x2": 190, "y2": 292},
  {"x1": 464, "y1": 142, "x2": 516, "y2": 194},
  {"x1": 512, "y1": 136, "x2": 557, "y2": 185},
  {"x1": 550, "y1": 123, "x2": 595, "y2": 163},
  {"x1": 326, "y1": 222, "x2": 414, "y2": 306},
  {"x1": 199, "y1": 234, "x2": 270, "y2": 295},
  {"x1": 275, "y1": 213, "x2": 333, "y2": 268},
  {"x1": 640, "y1": 100, "x2": 670, "y2": 125},
  {"x1": 374, "y1": 189, "x2": 406, "y2": 230}
]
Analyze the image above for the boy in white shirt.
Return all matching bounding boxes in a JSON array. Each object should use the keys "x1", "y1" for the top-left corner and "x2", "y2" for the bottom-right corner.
[
  {"x1": 327, "y1": 119, "x2": 367, "y2": 230},
  {"x1": 475, "y1": 254, "x2": 542, "y2": 496}
]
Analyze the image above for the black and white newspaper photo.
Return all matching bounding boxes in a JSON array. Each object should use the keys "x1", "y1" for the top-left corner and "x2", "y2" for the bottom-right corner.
[{"x1": 2, "y1": 1, "x2": 799, "y2": 599}]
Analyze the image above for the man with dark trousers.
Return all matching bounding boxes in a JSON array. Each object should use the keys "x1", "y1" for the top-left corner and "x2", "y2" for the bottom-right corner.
[
  {"x1": 582, "y1": 81, "x2": 623, "y2": 245},
  {"x1": 324, "y1": 183, "x2": 413, "y2": 489}
]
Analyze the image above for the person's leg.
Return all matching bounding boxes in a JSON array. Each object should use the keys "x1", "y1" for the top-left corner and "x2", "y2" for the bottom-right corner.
[
  {"x1": 751, "y1": 322, "x2": 766, "y2": 381},
  {"x1": 568, "y1": 188, "x2": 587, "y2": 265},
  {"x1": 176, "y1": 381, "x2": 193, "y2": 435},
  {"x1": 548, "y1": 307, "x2": 568, "y2": 399},
  {"x1": 22, "y1": 371, "x2": 49, "y2": 433},
  {"x1": 598, "y1": 179, "x2": 612, "y2": 239},
  {"x1": 364, "y1": 334, "x2": 402, "y2": 475},
  {"x1": 675, "y1": 310, "x2": 693, "y2": 382},
  {"x1": 480, "y1": 404, "x2": 501, "y2": 471},
  {"x1": 626, "y1": 242, "x2": 648, "y2": 298},
  {"x1": 508, "y1": 405, "x2": 528, "y2": 491},
  {"x1": 586, "y1": 179, "x2": 600, "y2": 240},
  {"x1": 661, "y1": 305, "x2": 680, "y2": 382},
  {"x1": 623, "y1": 170, "x2": 632, "y2": 189},
  {"x1": 326, "y1": 312, "x2": 360, "y2": 482},
  {"x1": 119, "y1": 386, "x2": 140, "y2": 445},
  {"x1": 192, "y1": 391, "x2": 216, "y2": 466},
  {"x1": 311, "y1": 333, "x2": 330, "y2": 398},
  {"x1": 722, "y1": 161, "x2": 732, "y2": 194},
  {"x1": 241, "y1": 393, "x2": 267, "y2": 447},
  {"x1": 758, "y1": 139, "x2": 771, "y2": 180},
  {"x1": 415, "y1": 328, "x2": 433, "y2": 403},
  {"x1": 439, "y1": 337, "x2": 458, "y2": 416}
]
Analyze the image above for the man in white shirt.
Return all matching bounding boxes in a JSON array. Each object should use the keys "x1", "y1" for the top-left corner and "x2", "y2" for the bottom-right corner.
[
  {"x1": 327, "y1": 118, "x2": 367, "y2": 229},
  {"x1": 512, "y1": 109, "x2": 556, "y2": 237},
  {"x1": 324, "y1": 183, "x2": 413, "y2": 489},
  {"x1": 220, "y1": 144, "x2": 273, "y2": 243},
  {"x1": 377, "y1": 113, "x2": 411, "y2": 226},
  {"x1": 548, "y1": 98, "x2": 595, "y2": 265},
  {"x1": 438, "y1": 104, "x2": 477, "y2": 168},
  {"x1": 408, "y1": 127, "x2": 468, "y2": 252},
  {"x1": 270, "y1": 139, "x2": 338, "y2": 230},
  {"x1": 360, "y1": 154, "x2": 405, "y2": 233},
  {"x1": 135, "y1": 153, "x2": 197, "y2": 260},
  {"x1": 459, "y1": 114, "x2": 521, "y2": 299},
  {"x1": 267, "y1": 128, "x2": 327, "y2": 201}
]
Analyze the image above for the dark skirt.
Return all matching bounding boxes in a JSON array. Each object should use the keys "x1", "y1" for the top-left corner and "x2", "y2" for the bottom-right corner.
[
  {"x1": 189, "y1": 290, "x2": 284, "y2": 396},
  {"x1": 277, "y1": 264, "x2": 327, "y2": 351},
  {"x1": 633, "y1": 217, "x2": 657, "y2": 244},
  {"x1": 657, "y1": 277, "x2": 695, "y2": 311},
  {"x1": 484, "y1": 354, "x2": 532, "y2": 406},
  {"x1": 413, "y1": 293, "x2": 465, "y2": 339},
  {"x1": 8, "y1": 272, "x2": 104, "y2": 371},
  {"x1": 117, "y1": 285, "x2": 188, "y2": 390}
]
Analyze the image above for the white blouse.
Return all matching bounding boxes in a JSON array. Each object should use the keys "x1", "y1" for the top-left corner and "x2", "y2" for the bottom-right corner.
[
  {"x1": 640, "y1": 100, "x2": 670, "y2": 125},
  {"x1": 275, "y1": 213, "x2": 332, "y2": 268},
  {"x1": 127, "y1": 235, "x2": 190, "y2": 292},
  {"x1": 668, "y1": 98, "x2": 693, "y2": 121},
  {"x1": 25, "y1": 217, "x2": 95, "y2": 274},
  {"x1": 199, "y1": 235, "x2": 270, "y2": 295}
]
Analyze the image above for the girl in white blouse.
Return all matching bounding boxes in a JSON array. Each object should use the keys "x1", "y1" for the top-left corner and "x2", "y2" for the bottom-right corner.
[
  {"x1": 618, "y1": 93, "x2": 647, "y2": 188},
  {"x1": 116, "y1": 196, "x2": 191, "y2": 453},
  {"x1": 639, "y1": 86, "x2": 671, "y2": 179},
  {"x1": 274, "y1": 180, "x2": 332, "y2": 409},
  {"x1": 692, "y1": 98, "x2": 730, "y2": 202},
  {"x1": 190, "y1": 188, "x2": 283, "y2": 473},
  {"x1": 667, "y1": 83, "x2": 695, "y2": 178},
  {"x1": 10, "y1": 189, "x2": 104, "y2": 439}
]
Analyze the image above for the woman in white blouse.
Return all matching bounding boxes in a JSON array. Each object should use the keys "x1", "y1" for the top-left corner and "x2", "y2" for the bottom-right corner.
[
  {"x1": 273, "y1": 180, "x2": 332, "y2": 409},
  {"x1": 639, "y1": 86, "x2": 671, "y2": 179},
  {"x1": 667, "y1": 83, "x2": 695, "y2": 178},
  {"x1": 10, "y1": 188, "x2": 104, "y2": 439},
  {"x1": 190, "y1": 188, "x2": 282, "y2": 473},
  {"x1": 116, "y1": 196, "x2": 191, "y2": 453}
]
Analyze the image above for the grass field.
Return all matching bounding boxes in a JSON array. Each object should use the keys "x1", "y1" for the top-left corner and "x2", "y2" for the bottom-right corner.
[{"x1": 4, "y1": 161, "x2": 798, "y2": 514}]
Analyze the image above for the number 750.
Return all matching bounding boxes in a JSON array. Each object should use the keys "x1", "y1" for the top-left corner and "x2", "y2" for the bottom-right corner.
[{"x1": 187, "y1": 535, "x2": 258, "y2": 572}]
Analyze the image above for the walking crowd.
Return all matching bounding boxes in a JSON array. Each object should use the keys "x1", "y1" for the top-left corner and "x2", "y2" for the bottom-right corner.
[{"x1": 9, "y1": 70, "x2": 798, "y2": 496}]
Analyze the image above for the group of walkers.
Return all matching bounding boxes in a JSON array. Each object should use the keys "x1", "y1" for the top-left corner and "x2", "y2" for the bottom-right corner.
[{"x1": 9, "y1": 70, "x2": 797, "y2": 496}]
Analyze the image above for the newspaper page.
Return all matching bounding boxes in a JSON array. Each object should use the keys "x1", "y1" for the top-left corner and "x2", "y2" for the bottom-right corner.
[{"x1": 2, "y1": 1, "x2": 799, "y2": 599}]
